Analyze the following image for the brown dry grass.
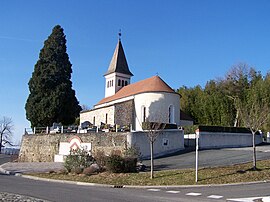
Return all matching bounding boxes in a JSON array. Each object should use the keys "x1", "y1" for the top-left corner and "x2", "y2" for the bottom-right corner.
[{"x1": 30, "y1": 159, "x2": 270, "y2": 186}]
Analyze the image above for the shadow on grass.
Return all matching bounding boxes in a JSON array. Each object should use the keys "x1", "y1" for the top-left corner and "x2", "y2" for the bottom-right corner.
[
  {"x1": 153, "y1": 169, "x2": 194, "y2": 179},
  {"x1": 199, "y1": 167, "x2": 265, "y2": 182},
  {"x1": 143, "y1": 164, "x2": 173, "y2": 171}
]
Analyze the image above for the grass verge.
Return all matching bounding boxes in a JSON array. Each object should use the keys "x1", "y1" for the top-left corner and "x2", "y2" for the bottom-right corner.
[{"x1": 29, "y1": 159, "x2": 270, "y2": 186}]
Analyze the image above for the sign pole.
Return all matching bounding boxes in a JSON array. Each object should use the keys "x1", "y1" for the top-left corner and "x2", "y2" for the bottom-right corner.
[{"x1": 195, "y1": 129, "x2": 199, "y2": 183}]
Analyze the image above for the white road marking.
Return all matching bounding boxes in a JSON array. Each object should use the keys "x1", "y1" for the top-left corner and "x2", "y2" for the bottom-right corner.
[
  {"x1": 147, "y1": 188, "x2": 161, "y2": 192},
  {"x1": 263, "y1": 197, "x2": 270, "y2": 202},
  {"x1": 166, "y1": 190, "x2": 180, "y2": 194},
  {"x1": 186, "y1": 192, "x2": 202, "y2": 196},
  {"x1": 207, "y1": 195, "x2": 223, "y2": 199},
  {"x1": 227, "y1": 196, "x2": 270, "y2": 202}
]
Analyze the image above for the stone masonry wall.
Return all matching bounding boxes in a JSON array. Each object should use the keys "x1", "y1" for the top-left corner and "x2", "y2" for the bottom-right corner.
[
  {"x1": 80, "y1": 105, "x2": 115, "y2": 126},
  {"x1": 19, "y1": 132, "x2": 128, "y2": 162},
  {"x1": 114, "y1": 100, "x2": 134, "y2": 127}
]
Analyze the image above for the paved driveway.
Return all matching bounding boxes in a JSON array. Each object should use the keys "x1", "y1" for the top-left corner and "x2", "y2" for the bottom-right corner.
[{"x1": 144, "y1": 144, "x2": 270, "y2": 170}]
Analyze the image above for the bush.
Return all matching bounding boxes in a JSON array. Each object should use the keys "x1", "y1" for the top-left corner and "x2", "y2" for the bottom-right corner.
[
  {"x1": 124, "y1": 146, "x2": 141, "y2": 160},
  {"x1": 183, "y1": 125, "x2": 198, "y2": 134},
  {"x1": 123, "y1": 157, "x2": 137, "y2": 173},
  {"x1": 106, "y1": 154, "x2": 137, "y2": 173},
  {"x1": 106, "y1": 154, "x2": 124, "y2": 173},
  {"x1": 71, "y1": 167, "x2": 83, "y2": 174},
  {"x1": 93, "y1": 150, "x2": 107, "y2": 168},
  {"x1": 64, "y1": 148, "x2": 94, "y2": 173}
]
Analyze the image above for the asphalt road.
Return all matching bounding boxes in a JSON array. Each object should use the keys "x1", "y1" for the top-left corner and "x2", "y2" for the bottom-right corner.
[
  {"x1": 0, "y1": 154, "x2": 11, "y2": 165},
  {"x1": 1, "y1": 146, "x2": 270, "y2": 201},
  {"x1": 144, "y1": 144, "x2": 270, "y2": 170},
  {"x1": 1, "y1": 174, "x2": 270, "y2": 202}
]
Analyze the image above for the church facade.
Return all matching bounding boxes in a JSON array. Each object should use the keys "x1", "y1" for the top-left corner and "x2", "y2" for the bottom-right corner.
[{"x1": 80, "y1": 39, "x2": 181, "y2": 131}]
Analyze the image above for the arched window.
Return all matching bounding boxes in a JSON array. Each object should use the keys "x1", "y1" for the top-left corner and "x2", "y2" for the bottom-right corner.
[
  {"x1": 118, "y1": 79, "x2": 121, "y2": 86},
  {"x1": 112, "y1": 80, "x2": 114, "y2": 87},
  {"x1": 105, "y1": 113, "x2": 108, "y2": 124},
  {"x1": 125, "y1": 81, "x2": 128, "y2": 86},
  {"x1": 93, "y1": 116, "x2": 95, "y2": 126},
  {"x1": 107, "y1": 81, "x2": 109, "y2": 88},
  {"x1": 122, "y1": 80, "x2": 124, "y2": 87},
  {"x1": 169, "y1": 105, "x2": 174, "y2": 124},
  {"x1": 142, "y1": 106, "x2": 146, "y2": 123}
]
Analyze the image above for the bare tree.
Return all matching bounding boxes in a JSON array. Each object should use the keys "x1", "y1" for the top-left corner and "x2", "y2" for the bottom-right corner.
[
  {"x1": 0, "y1": 117, "x2": 14, "y2": 154},
  {"x1": 221, "y1": 63, "x2": 251, "y2": 127},
  {"x1": 143, "y1": 121, "x2": 166, "y2": 179},
  {"x1": 237, "y1": 99, "x2": 270, "y2": 170}
]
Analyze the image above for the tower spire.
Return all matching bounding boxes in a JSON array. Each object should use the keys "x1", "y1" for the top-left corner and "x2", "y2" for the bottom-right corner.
[
  {"x1": 104, "y1": 36, "x2": 133, "y2": 77},
  {"x1": 104, "y1": 34, "x2": 133, "y2": 97},
  {"x1": 118, "y1": 29, "x2": 122, "y2": 41}
]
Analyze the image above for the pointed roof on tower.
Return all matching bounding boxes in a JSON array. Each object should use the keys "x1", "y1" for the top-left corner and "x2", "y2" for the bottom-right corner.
[{"x1": 104, "y1": 39, "x2": 133, "y2": 76}]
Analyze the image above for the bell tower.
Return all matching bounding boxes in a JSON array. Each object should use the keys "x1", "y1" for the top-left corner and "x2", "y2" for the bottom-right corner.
[{"x1": 104, "y1": 34, "x2": 133, "y2": 98}]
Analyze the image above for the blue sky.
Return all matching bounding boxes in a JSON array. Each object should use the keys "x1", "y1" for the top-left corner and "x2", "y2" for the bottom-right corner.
[{"x1": 1, "y1": 0, "x2": 270, "y2": 143}]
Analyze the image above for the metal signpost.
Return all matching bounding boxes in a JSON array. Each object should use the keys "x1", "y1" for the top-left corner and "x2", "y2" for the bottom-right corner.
[{"x1": 195, "y1": 129, "x2": 199, "y2": 183}]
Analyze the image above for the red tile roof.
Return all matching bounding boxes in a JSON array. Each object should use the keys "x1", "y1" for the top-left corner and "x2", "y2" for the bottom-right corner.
[{"x1": 96, "y1": 76, "x2": 178, "y2": 106}]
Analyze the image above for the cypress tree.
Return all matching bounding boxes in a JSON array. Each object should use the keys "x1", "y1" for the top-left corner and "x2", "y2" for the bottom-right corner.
[{"x1": 25, "y1": 25, "x2": 82, "y2": 127}]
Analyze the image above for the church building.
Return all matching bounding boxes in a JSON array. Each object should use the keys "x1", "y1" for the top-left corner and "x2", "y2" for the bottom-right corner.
[{"x1": 80, "y1": 38, "x2": 181, "y2": 131}]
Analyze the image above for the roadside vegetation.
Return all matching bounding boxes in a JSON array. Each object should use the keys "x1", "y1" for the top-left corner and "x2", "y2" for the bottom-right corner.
[
  {"x1": 61, "y1": 148, "x2": 139, "y2": 176},
  {"x1": 30, "y1": 159, "x2": 270, "y2": 186}
]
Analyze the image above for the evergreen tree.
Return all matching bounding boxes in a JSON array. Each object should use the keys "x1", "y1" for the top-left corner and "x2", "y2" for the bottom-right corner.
[{"x1": 25, "y1": 25, "x2": 82, "y2": 127}]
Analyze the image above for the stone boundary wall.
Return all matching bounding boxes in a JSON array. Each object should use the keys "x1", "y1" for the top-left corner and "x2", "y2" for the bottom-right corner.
[
  {"x1": 19, "y1": 132, "x2": 128, "y2": 162},
  {"x1": 127, "y1": 129, "x2": 184, "y2": 159},
  {"x1": 198, "y1": 131, "x2": 263, "y2": 149}
]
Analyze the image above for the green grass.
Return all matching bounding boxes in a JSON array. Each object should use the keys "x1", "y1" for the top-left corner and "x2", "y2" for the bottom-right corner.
[{"x1": 29, "y1": 159, "x2": 270, "y2": 186}]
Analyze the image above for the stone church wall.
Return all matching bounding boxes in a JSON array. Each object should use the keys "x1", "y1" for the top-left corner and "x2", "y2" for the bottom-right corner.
[
  {"x1": 19, "y1": 132, "x2": 128, "y2": 162},
  {"x1": 80, "y1": 105, "x2": 115, "y2": 126},
  {"x1": 114, "y1": 100, "x2": 134, "y2": 127}
]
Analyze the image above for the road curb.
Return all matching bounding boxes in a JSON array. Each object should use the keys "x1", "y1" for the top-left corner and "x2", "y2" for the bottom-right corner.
[
  {"x1": 0, "y1": 164, "x2": 19, "y2": 176},
  {"x1": 0, "y1": 166, "x2": 11, "y2": 175},
  {"x1": 20, "y1": 175, "x2": 115, "y2": 188}
]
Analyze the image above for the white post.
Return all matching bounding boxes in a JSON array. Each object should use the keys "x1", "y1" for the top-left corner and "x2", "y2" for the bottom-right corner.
[
  {"x1": 96, "y1": 125, "x2": 99, "y2": 133},
  {"x1": 195, "y1": 129, "x2": 199, "y2": 183},
  {"x1": 61, "y1": 126, "x2": 64, "y2": 133},
  {"x1": 116, "y1": 124, "x2": 118, "y2": 132},
  {"x1": 46, "y1": 126, "x2": 49, "y2": 134},
  {"x1": 33, "y1": 127, "x2": 36, "y2": 134}
]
